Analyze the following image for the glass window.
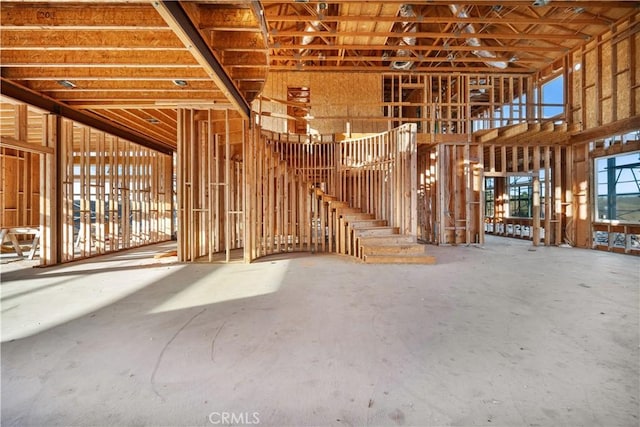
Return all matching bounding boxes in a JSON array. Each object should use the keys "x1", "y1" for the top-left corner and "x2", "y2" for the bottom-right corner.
[
  {"x1": 508, "y1": 175, "x2": 532, "y2": 217},
  {"x1": 542, "y1": 75, "x2": 564, "y2": 118},
  {"x1": 595, "y1": 151, "x2": 640, "y2": 222},
  {"x1": 485, "y1": 177, "x2": 495, "y2": 217}
]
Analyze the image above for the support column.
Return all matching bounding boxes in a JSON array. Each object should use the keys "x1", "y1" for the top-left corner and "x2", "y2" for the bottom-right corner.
[
  {"x1": 40, "y1": 114, "x2": 61, "y2": 265},
  {"x1": 532, "y1": 148, "x2": 541, "y2": 247},
  {"x1": 225, "y1": 109, "x2": 231, "y2": 263}
]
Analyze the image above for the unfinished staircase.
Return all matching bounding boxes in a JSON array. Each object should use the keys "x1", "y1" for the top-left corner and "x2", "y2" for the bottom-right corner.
[{"x1": 315, "y1": 188, "x2": 435, "y2": 264}]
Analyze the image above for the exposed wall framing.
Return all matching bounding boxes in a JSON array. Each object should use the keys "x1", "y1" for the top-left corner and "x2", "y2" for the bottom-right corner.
[
  {"x1": 1, "y1": 102, "x2": 42, "y2": 229},
  {"x1": 59, "y1": 119, "x2": 173, "y2": 262},
  {"x1": 1, "y1": 98, "x2": 173, "y2": 264},
  {"x1": 245, "y1": 127, "x2": 315, "y2": 261},
  {"x1": 383, "y1": 73, "x2": 534, "y2": 135},
  {"x1": 176, "y1": 108, "x2": 245, "y2": 262},
  {"x1": 418, "y1": 141, "x2": 483, "y2": 245},
  {"x1": 245, "y1": 124, "x2": 418, "y2": 261},
  {"x1": 479, "y1": 143, "x2": 572, "y2": 247},
  {"x1": 568, "y1": 13, "x2": 639, "y2": 131}
]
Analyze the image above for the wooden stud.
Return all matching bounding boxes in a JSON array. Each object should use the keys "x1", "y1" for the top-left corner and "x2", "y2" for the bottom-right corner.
[{"x1": 532, "y1": 147, "x2": 541, "y2": 246}]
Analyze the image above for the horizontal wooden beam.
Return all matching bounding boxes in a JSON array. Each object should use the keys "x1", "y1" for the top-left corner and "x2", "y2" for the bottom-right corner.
[
  {"x1": 266, "y1": 65, "x2": 535, "y2": 73},
  {"x1": 264, "y1": 15, "x2": 614, "y2": 26},
  {"x1": 53, "y1": 92, "x2": 226, "y2": 101},
  {"x1": 571, "y1": 116, "x2": 640, "y2": 144},
  {"x1": 475, "y1": 129, "x2": 499, "y2": 143},
  {"x1": 25, "y1": 79, "x2": 222, "y2": 92},
  {"x1": 269, "y1": 55, "x2": 548, "y2": 65},
  {"x1": 0, "y1": 4, "x2": 168, "y2": 29},
  {"x1": 1, "y1": 50, "x2": 199, "y2": 66},
  {"x1": 269, "y1": 44, "x2": 570, "y2": 53},
  {"x1": 70, "y1": 101, "x2": 232, "y2": 110},
  {"x1": 0, "y1": 135, "x2": 54, "y2": 154},
  {"x1": 1, "y1": 67, "x2": 211, "y2": 81},
  {"x1": 271, "y1": 30, "x2": 589, "y2": 41},
  {"x1": 1, "y1": 29, "x2": 185, "y2": 50},
  {"x1": 0, "y1": 78, "x2": 174, "y2": 155}
]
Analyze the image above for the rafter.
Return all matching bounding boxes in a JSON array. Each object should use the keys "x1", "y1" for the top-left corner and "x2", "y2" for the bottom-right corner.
[
  {"x1": 264, "y1": 15, "x2": 616, "y2": 25},
  {"x1": 267, "y1": 65, "x2": 536, "y2": 73},
  {"x1": 269, "y1": 44, "x2": 570, "y2": 53},
  {"x1": 1, "y1": 29, "x2": 185, "y2": 50},
  {"x1": 1, "y1": 50, "x2": 200, "y2": 66},
  {"x1": 270, "y1": 30, "x2": 589, "y2": 41},
  {"x1": 0, "y1": 5, "x2": 168, "y2": 29}
]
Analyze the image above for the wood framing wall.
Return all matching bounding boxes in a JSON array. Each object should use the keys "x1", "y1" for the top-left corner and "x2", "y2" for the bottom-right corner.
[
  {"x1": 176, "y1": 108, "x2": 246, "y2": 262},
  {"x1": 1, "y1": 98, "x2": 173, "y2": 265},
  {"x1": 418, "y1": 142, "x2": 483, "y2": 245},
  {"x1": 58, "y1": 119, "x2": 173, "y2": 262},
  {"x1": 1, "y1": 102, "x2": 42, "y2": 229},
  {"x1": 566, "y1": 15, "x2": 639, "y2": 252},
  {"x1": 245, "y1": 127, "x2": 315, "y2": 260},
  {"x1": 480, "y1": 143, "x2": 571, "y2": 247},
  {"x1": 568, "y1": 12, "x2": 639, "y2": 132}
]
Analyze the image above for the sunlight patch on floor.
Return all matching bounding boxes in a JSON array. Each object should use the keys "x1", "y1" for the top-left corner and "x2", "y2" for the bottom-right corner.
[{"x1": 148, "y1": 260, "x2": 289, "y2": 314}]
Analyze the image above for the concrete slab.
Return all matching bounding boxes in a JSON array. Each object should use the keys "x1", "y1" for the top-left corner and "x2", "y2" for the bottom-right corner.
[{"x1": 1, "y1": 237, "x2": 638, "y2": 426}]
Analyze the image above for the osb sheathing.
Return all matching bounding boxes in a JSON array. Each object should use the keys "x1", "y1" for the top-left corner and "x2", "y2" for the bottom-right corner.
[
  {"x1": 576, "y1": 17, "x2": 639, "y2": 130},
  {"x1": 259, "y1": 71, "x2": 385, "y2": 135}
]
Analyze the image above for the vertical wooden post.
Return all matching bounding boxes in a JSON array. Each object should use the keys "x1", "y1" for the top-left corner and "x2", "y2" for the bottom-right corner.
[
  {"x1": 176, "y1": 109, "x2": 185, "y2": 261},
  {"x1": 464, "y1": 141, "x2": 471, "y2": 244},
  {"x1": 410, "y1": 124, "x2": 418, "y2": 236},
  {"x1": 478, "y1": 143, "x2": 485, "y2": 246},
  {"x1": 532, "y1": 147, "x2": 541, "y2": 246},
  {"x1": 243, "y1": 119, "x2": 250, "y2": 262},
  {"x1": 564, "y1": 146, "x2": 574, "y2": 245},
  {"x1": 554, "y1": 147, "x2": 563, "y2": 246},
  {"x1": 225, "y1": 109, "x2": 231, "y2": 263},
  {"x1": 40, "y1": 114, "x2": 60, "y2": 265},
  {"x1": 208, "y1": 110, "x2": 214, "y2": 262},
  {"x1": 544, "y1": 146, "x2": 552, "y2": 246}
]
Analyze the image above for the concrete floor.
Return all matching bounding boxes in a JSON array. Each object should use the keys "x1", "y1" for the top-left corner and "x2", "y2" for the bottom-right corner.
[{"x1": 1, "y1": 237, "x2": 638, "y2": 427}]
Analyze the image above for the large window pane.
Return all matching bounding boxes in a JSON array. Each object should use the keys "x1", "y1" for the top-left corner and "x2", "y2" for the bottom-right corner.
[
  {"x1": 595, "y1": 151, "x2": 640, "y2": 222},
  {"x1": 508, "y1": 175, "x2": 533, "y2": 217},
  {"x1": 542, "y1": 75, "x2": 564, "y2": 119}
]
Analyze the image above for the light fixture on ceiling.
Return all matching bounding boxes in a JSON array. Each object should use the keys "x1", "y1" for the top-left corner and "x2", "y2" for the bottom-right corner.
[
  {"x1": 57, "y1": 80, "x2": 76, "y2": 89},
  {"x1": 146, "y1": 117, "x2": 160, "y2": 124},
  {"x1": 172, "y1": 79, "x2": 188, "y2": 87},
  {"x1": 532, "y1": 0, "x2": 551, "y2": 6}
]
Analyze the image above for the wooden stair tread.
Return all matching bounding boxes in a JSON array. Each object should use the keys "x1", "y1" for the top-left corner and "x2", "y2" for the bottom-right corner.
[
  {"x1": 352, "y1": 226, "x2": 399, "y2": 233},
  {"x1": 342, "y1": 213, "x2": 375, "y2": 220},
  {"x1": 348, "y1": 220, "x2": 388, "y2": 228},
  {"x1": 313, "y1": 188, "x2": 436, "y2": 265},
  {"x1": 358, "y1": 235, "x2": 416, "y2": 245},
  {"x1": 361, "y1": 244, "x2": 425, "y2": 256},
  {"x1": 363, "y1": 254, "x2": 437, "y2": 264}
]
